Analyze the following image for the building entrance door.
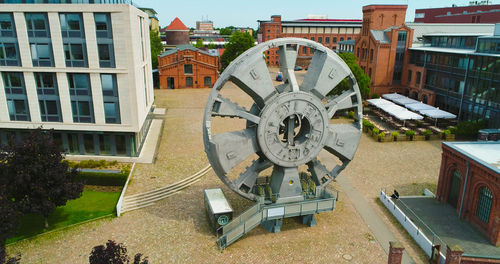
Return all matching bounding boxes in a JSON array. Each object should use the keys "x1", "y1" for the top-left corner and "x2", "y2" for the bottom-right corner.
[
  {"x1": 447, "y1": 170, "x2": 461, "y2": 208},
  {"x1": 167, "y1": 77, "x2": 174, "y2": 89}
]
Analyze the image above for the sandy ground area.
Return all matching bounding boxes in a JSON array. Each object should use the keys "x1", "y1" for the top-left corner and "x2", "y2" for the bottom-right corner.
[{"x1": 6, "y1": 79, "x2": 443, "y2": 263}]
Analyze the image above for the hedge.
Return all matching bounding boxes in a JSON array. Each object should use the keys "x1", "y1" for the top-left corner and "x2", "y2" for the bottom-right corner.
[{"x1": 75, "y1": 170, "x2": 129, "y2": 186}]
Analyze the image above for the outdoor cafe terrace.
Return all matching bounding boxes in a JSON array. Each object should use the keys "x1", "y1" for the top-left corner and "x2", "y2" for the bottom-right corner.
[{"x1": 365, "y1": 93, "x2": 457, "y2": 136}]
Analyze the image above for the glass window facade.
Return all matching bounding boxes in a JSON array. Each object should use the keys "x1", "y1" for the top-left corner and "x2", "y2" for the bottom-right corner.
[
  {"x1": 411, "y1": 48, "x2": 500, "y2": 128},
  {"x1": 60, "y1": 13, "x2": 87, "y2": 67},
  {"x1": 94, "y1": 13, "x2": 114, "y2": 68},
  {"x1": 35, "y1": 73, "x2": 61, "y2": 122},
  {"x1": 3, "y1": 72, "x2": 30, "y2": 121},
  {"x1": 100, "y1": 73, "x2": 120, "y2": 124},
  {"x1": 68, "y1": 73, "x2": 94, "y2": 123},
  {"x1": 0, "y1": 13, "x2": 20, "y2": 66},
  {"x1": 26, "y1": 13, "x2": 54, "y2": 67}
]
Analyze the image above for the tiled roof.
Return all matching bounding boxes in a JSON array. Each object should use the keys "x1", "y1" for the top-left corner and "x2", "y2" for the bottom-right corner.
[{"x1": 166, "y1": 17, "x2": 189, "y2": 31}]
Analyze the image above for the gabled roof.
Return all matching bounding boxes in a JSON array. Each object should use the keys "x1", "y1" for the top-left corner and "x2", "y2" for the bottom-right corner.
[
  {"x1": 166, "y1": 17, "x2": 189, "y2": 31},
  {"x1": 159, "y1": 44, "x2": 215, "y2": 57},
  {"x1": 370, "y1": 29, "x2": 391, "y2": 44}
]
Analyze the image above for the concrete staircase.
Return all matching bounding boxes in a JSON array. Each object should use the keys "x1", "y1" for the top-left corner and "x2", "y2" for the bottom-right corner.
[{"x1": 120, "y1": 165, "x2": 211, "y2": 214}]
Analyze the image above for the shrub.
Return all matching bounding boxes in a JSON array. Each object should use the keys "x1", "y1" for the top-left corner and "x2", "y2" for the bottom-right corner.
[
  {"x1": 391, "y1": 131, "x2": 399, "y2": 141},
  {"x1": 347, "y1": 110, "x2": 355, "y2": 119},
  {"x1": 362, "y1": 119, "x2": 374, "y2": 130},
  {"x1": 441, "y1": 129, "x2": 451, "y2": 139},
  {"x1": 67, "y1": 159, "x2": 120, "y2": 169},
  {"x1": 371, "y1": 93, "x2": 380, "y2": 99},
  {"x1": 422, "y1": 129, "x2": 432, "y2": 136},
  {"x1": 405, "y1": 130, "x2": 416, "y2": 136},
  {"x1": 372, "y1": 128, "x2": 380, "y2": 135},
  {"x1": 75, "y1": 170, "x2": 129, "y2": 186},
  {"x1": 448, "y1": 126, "x2": 457, "y2": 134},
  {"x1": 422, "y1": 129, "x2": 432, "y2": 140},
  {"x1": 456, "y1": 120, "x2": 486, "y2": 139},
  {"x1": 378, "y1": 132, "x2": 385, "y2": 141}
]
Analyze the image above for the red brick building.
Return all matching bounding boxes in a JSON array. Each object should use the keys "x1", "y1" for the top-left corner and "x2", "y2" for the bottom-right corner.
[
  {"x1": 165, "y1": 17, "x2": 190, "y2": 45},
  {"x1": 437, "y1": 142, "x2": 500, "y2": 246},
  {"x1": 158, "y1": 45, "x2": 219, "y2": 89},
  {"x1": 415, "y1": 4, "x2": 500, "y2": 24},
  {"x1": 354, "y1": 5, "x2": 415, "y2": 97},
  {"x1": 257, "y1": 15, "x2": 362, "y2": 67}
]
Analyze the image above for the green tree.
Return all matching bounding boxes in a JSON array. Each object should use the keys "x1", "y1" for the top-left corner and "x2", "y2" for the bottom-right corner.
[
  {"x1": 207, "y1": 42, "x2": 216, "y2": 49},
  {"x1": 220, "y1": 31, "x2": 255, "y2": 71},
  {"x1": 219, "y1": 26, "x2": 234, "y2": 36},
  {"x1": 194, "y1": 39, "x2": 204, "y2": 49},
  {"x1": 328, "y1": 52, "x2": 370, "y2": 99},
  {"x1": 0, "y1": 129, "x2": 83, "y2": 229},
  {"x1": 149, "y1": 30, "x2": 163, "y2": 69}
]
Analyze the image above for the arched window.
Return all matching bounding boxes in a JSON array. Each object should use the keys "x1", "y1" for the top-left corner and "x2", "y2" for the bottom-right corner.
[
  {"x1": 447, "y1": 169, "x2": 461, "y2": 208},
  {"x1": 475, "y1": 186, "x2": 493, "y2": 223}
]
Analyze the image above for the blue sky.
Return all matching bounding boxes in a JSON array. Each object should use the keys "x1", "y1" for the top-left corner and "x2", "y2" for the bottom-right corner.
[{"x1": 132, "y1": 0, "x2": 493, "y2": 28}]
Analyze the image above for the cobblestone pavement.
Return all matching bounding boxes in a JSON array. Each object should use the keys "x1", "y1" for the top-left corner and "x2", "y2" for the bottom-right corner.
[{"x1": 6, "y1": 84, "x2": 443, "y2": 263}]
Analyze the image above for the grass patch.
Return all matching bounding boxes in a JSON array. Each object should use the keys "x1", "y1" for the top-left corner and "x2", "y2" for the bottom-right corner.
[
  {"x1": 6, "y1": 190, "x2": 120, "y2": 244},
  {"x1": 394, "y1": 182, "x2": 437, "y2": 196}
]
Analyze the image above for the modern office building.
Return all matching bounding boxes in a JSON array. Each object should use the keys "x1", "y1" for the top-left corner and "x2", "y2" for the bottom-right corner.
[
  {"x1": 0, "y1": 1, "x2": 155, "y2": 157},
  {"x1": 138, "y1": 7, "x2": 159, "y2": 34},
  {"x1": 257, "y1": 15, "x2": 362, "y2": 67},
  {"x1": 406, "y1": 30, "x2": 500, "y2": 128}
]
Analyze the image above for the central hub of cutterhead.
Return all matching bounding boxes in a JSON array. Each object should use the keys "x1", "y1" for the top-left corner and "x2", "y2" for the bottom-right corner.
[{"x1": 257, "y1": 92, "x2": 329, "y2": 167}]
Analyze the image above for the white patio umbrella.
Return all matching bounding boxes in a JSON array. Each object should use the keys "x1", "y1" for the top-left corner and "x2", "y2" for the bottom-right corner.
[
  {"x1": 391, "y1": 97, "x2": 420, "y2": 106},
  {"x1": 405, "y1": 102, "x2": 436, "y2": 112},
  {"x1": 419, "y1": 109, "x2": 457, "y2": 126},
  {"x1": 382, "y1": 93, "x2": 405, "y2": 101},
  {"x1": 367, "y1": 98, "x2": 395, "y2": 107}
]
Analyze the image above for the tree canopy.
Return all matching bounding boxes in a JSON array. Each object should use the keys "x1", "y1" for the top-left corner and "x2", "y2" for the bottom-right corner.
[
  {"x1": 220, "y1": 31, "x2": 255, "y2": 71},
  {"x1": 328, "y1": 52, "x2": 370, "y2": 99},
  {"x1": 0, "y1": 129, "x2": 83, "y2": 227},
  {"x1": 194, "y1": 39, "x2": 204, "y2": 49},
  {"x1": 89, "y1": 240, "x2": 148, "y2": 264},
  {"x1": 149, "y1": 30, "x2": 163, "y2": 69},
  {"x1": 218, "y1": 26, "x2": 234, "y2": 36}
]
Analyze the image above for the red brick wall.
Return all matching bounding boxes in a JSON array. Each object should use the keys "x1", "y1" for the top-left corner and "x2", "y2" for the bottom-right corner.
[
  {"x1": 437, "y1": 144, "x2": 500, "y2": 246},
  {"x1": 402, "y1": 64, "x2": 436, "y2": 105},
  {"x1": 414, "y1": 5, "x2": 500, "y2": 23},
  {"x1": 259, "y1": 15, "x2": 360, "y2": 66},
  {"x1": 354, "y1": 5, "x2": 412, "y2": 96},
  {"x1": 158, "y1": 48, "x2": 219, "y2": 89}
]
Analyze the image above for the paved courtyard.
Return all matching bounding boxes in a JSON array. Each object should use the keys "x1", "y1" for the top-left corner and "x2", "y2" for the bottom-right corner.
[{"x1": 6, "y1": 83, "x2": 445, "y2": 263}]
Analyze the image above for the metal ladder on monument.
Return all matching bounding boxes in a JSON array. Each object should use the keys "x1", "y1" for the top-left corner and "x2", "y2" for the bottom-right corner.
[{"x1": 216, "y1": 194, "x2": 337, "y2": 249}]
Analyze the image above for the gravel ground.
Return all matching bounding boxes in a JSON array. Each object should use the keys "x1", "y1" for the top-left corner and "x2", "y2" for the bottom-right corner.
[{"x1": 6, "y1": 82, "x2": 443, "y2": 263}]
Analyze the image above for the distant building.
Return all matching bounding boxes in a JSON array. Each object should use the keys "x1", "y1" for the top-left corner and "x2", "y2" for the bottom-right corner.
[
  {"x1": 0, "y1": 1, "x2": 154, "y2": 157},
  {"x1": 139, "y1": 7, "x2": 159, "y2": 34},
  {"x1": 354, "y1": 5, "x2": 413, "y2": 96},
  {"x1": 414, "y1": 4, "x2": 500, "y2": 24},
  {"x1": 158, "y1": 45, "x2": 219, "y2": 89},
  {"x1": 257, "y1": 15, "x2": 362, "y2": 67},
  {"x1": 437, "y1": 141, "x2": 500, "y2": 246},
  {"x1": 196, "y1": 20, "x2": 213, "y2": 31},
  {"x1": 165, "y1": 17, "x2": 189, "y2": 46},
  {"x1": 336, "y1": 39, "x2": 355, "y2": 54}
]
